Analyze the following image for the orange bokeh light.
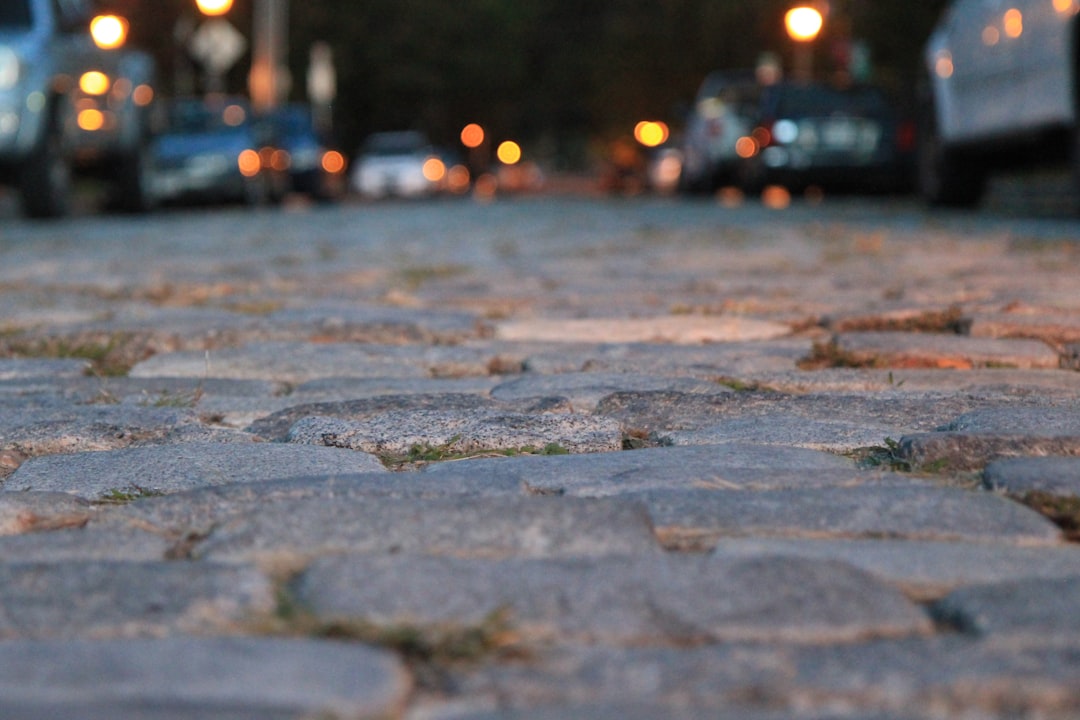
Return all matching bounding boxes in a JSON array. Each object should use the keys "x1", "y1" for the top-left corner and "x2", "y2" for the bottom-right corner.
[
  {"x1": 77, "y1": 108, "x2": 105, "y2": 131},
  {"x1": 423, "y1": 156, "x2": 447, "y2": 182},
  {"x1": 238, "y1": 149, "x2": 261, "y2": 177},
  {"x1": 460, "y1": 123, "x2": 485, "y2": 148},
  {"x1": 321, "y1": 150, "x2": 346, "y2": 174}
]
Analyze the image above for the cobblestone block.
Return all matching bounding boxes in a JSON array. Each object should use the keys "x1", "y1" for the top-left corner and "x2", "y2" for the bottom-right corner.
[
  {"x1": 644, "y1": 485, "x2": 1062, "y2": 550},
  {"x1": 0, "y1": 637, "x2": 410, "y2": 718},
  {"x1": 295, "y1": 554, "x2": 931, "y2": 645},
  {"x1": 3, "y1": 442, "x2": 386, "y2": 500},
  {"x1": 195, "y1": 496, "x2": 660, "y2": 563},
  {"x1": 0, "y1": 561, "x2": 273, "y2": 639}
]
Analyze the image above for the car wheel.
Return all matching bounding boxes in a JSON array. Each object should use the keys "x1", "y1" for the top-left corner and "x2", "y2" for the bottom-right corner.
[
  {"x1": 917, "y1": 93, "x2": 983, "y2": 207},
  {"x1": 242, "y1": 174, "x2": 269, "y2": 206},
  {"x1": 19, "y1": 119, "x2": 73, "y2": 219},
  {"x1": 111, "y1": 145, "x2": 157, "y2": 213}
]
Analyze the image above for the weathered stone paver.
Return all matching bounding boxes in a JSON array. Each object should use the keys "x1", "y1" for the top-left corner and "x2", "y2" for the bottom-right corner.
[
  {"x1": 712, "y1": 537, "x2": 1080, "y2": 600},
  {"x1": 900, "y1": 406, "x2": 1080, "y2": 471},
  {"x1": 493, "y1": 315, "x2": 793, "y2": 344},
  {"x1": 193, "y1": 496, "x2": 660, "y2": 563},
  {"x1": 0, "y1": 637, "x2": 411, "y2": 718},
  {"x1": 0, "y1": 491, "x2": 91, "y2": 535},
  {"x1": 3, "y1": 198, "x2": 1080, "y2": 717},
  {"x1": 285, "y1": 407, "x2": 624, "y2": 455},
  {"x1": 931, "y1": 576, "x2": 1080, "y2": 643},
  {"x1": 644, "y1": 484, "x2": 1062, "y2": 549},
  {"x1": 0, "y1": 561, "x2": 274, "y2": 639},
  {"x1": 828, "y1": 331, "x2": 1063, "y2": 369},
  {"x1": 983, "y1": 456, "x2": 1080, "y2": 496},
  {"x1": 2, "y1": 441, "x2": 386, "y2": 499},
  {"x1": 294, "y1": 554, "x2": 932, "y2": 645}
]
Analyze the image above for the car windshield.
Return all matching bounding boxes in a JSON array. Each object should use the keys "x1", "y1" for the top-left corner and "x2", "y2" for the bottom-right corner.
[
  {"x1": 0, "y1": 0, "x2": 33, "y2": 28},
  {"x1": 773, "y1": 85, "x2": 889, "y2": 118},
  {"x1": 363, "y1": 132, "x2": 429, "y2": 156}
]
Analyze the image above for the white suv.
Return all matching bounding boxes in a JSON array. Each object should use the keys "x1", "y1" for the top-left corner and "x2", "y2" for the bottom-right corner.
[{"x1": 920, "y1": 0, "x2": 1080, "y2": 205}]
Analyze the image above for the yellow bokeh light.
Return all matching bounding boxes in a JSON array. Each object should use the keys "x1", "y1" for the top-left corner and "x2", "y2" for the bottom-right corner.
[
  {"x1": 90, "y1": 15, "x2": 128, "y2": 49},
  {"x1": 634, "y1": 121, "x2": 669, "y2": 148},
  {"x1": 496, "y1": 141, "x2": 522, "y2": 165},
  {"x1": 1003, "y1": 8, "x2": 1023, "y2": 37},
  {"x1": 422, "y1": 156, "x2": 447, "y2": 182},
  {"x1": 1054, "y1": 0, "x2": 1076, "y2": 13},
  {"x1": 79, "y1": 71, "x2": 110, "y2": 96},
  {"x1": 77, "y1": 108, "x2": 105, "y2": 131},
  {"x1": 195, "y1": 0, "x2": 233, "y2": 16},
  {"x1": 785, "y1": 7, "x2": 824, "y2": 42},
  {"x1": 460, "y1": 123, "x2": 485, "y2": 149}
]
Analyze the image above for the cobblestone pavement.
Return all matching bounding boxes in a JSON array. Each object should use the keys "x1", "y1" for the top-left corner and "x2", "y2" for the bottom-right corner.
[{"x1": 1, "y1": 194, "x2": 1080, "y2": 718}]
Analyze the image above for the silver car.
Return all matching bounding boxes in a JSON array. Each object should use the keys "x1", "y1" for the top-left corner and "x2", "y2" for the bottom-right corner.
[
  {"x1": 679, "y1": 70, "x2": 761, "y2": 193},
  {"x1": 351, "y1": 131, "x2": 443, "y2": 199},
  {"x1": 920, "y1": 0, "x2": 1080, "y2": 206}
]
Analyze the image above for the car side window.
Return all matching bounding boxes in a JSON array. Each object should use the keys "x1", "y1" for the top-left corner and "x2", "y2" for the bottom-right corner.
[{"x1": 0, "y1": 0, "x2": 34, "y2": 28}]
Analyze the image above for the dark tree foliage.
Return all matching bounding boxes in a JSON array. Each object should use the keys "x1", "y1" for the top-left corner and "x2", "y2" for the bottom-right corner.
[{"x1": 107, "y1": 0, "x2": 950, "y2": 164}]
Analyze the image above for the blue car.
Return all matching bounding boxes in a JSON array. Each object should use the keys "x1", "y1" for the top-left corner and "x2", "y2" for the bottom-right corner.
[
  {"x1": 149, "y1": 96, "x2": 274, "y2": 206},
  {"x1": 262, "y1": 104, "x2": 344, "y2": 200}
]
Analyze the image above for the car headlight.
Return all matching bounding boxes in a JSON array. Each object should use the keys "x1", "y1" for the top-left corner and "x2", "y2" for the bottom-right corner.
[{"x1": 0, "y1": 46, "x2": 22, "y2": 90}]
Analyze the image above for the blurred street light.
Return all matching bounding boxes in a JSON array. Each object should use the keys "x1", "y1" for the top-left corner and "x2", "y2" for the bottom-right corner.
[
  {"x1": 496, "y1": 140, "x2": 522, "y2": 165},
  {"x1": 460, "y1": 123, "x2": 485, "y2": 149},
  {"x1": 90, "y1": 14, "x2": 128, "y2": 49},
  {"x1": 785, "y1": 5, "x2": 825, "y2": 81},
  {"x1": 195, "y1": 0, "x2": 234, "y2": 16},
  {"x1": 250, "y1": 0, "x2": 289, "y2": 112},
  {"x1": 785, "y1": 6, "x2": 824, "y2": 42},
  {"x1": 634, "y1": 120, "x2": 669, "y2": 148}
]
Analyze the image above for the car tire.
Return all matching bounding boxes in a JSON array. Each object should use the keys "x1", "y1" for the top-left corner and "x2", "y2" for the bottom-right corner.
[
  {"x1": 917, "y1": 91, "x2": 984, "y2": 207},
  {"x1": 111, "y1": 145, "x2": 157, "y2": 214},
  {"x1": 19, "y1": 117, "x2": 73, "y2": 219},
  {"x1": 242, "y1": 174, "x2": 269, "y2": 206}
]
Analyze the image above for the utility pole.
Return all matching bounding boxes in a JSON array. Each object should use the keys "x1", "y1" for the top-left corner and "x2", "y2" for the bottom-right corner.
[{"x1": 249, "y1": 0, "x2": 288, "y2": 112}]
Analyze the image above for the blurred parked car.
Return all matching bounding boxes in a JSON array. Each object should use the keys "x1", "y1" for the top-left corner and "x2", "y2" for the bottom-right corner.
[
  {"x1": 737, "y1": 81, "x2": 914, "y2": 194},
  {"x1": 679, "y1": 70, "x2": 762, "y2": 193},
  {"x1": 351, "y1": 131, "x2": 444, "y2": 199},
  {"x1": 150, "y1": 96, "x2": 278, "y2": 206},
  {"x1": 920, "y1": 0, "x2": 1079, "y2": 206},
  {"x1": 262, "y1": 104, "x2": 345, "y2": 200}
]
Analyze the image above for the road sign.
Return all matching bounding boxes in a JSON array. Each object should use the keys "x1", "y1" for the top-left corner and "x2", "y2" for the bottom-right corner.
[{"x1": 189, "y1": 19, "x2": 247, "y2": 74}]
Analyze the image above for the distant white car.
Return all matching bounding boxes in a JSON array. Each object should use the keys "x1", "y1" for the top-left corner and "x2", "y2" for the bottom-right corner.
[
  {"x1": 921, "y1": 0, "x2": 1080, "y2": 206},
  {"x1": 679, "y1": 70, "x2": 761, "y2": 193},
  {"x1": 351, "y1": 131, "x2": 443, "y2": 199}
]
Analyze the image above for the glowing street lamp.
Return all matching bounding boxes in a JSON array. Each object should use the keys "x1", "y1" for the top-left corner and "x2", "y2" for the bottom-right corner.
[
  {"x1": 634, "y1": 121, "x2": 669, "y2": 148},
  {"x1": 496, "y1": 140, "x2": 522, "y2": 165},
  {"x1": 785, "y1": 7, "x2": 824, "y2": 42},
  {"x1": 785, "y1": 5, "x2": 824, "y2": 81},
  {"x1": 90, "y1": 14, "x2": 128, "y2": 49},
  {"x1": 195, "y1": 0, "x2": 233, "y2": 16}
]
